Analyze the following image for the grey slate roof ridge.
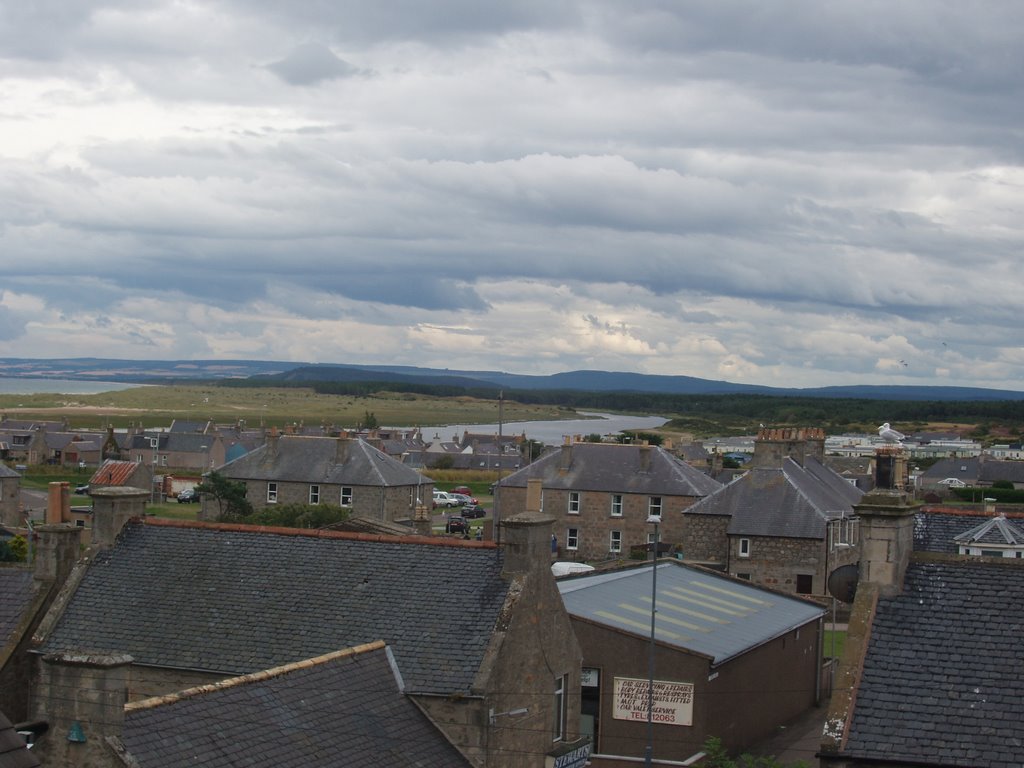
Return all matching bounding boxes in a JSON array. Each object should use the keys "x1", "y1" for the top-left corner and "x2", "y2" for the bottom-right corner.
[
  {"x1": 497, "y1": 442, "x2": 721, "y2": 496},
  {"x1": 683, "y1": 457, "x2": 862, "y2": 539},
  {"x1": 953, "y1": 514, "x2": 1024, "y2": 545},
  {"x1": 218, "y1": 434, "x2": 425, "y2": 486},
  {"x1": 38, "y1": 518, "x2": 507, "y2": 696},
  {"x1": 120, "y1": 640, "x2": 472, "y2": 768}
]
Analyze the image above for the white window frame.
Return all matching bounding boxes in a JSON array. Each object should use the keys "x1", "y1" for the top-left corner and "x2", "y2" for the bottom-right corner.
[
  {"x1": 566, "y1": 528, "x2": 579, "y2": 551},
  {"x1": 553, "y1": 674, "x2": 568, "y2": 742},
  {"x1": 267, "y1": 482, "x2": 278, "y2": 503},
  {"x1": 610, "y1": 530, "x2": 622, "y2": 553},
  {"x1": 568, "y1": 491, "x2": 580, "y2": 515},
  {"x1": 739, "y1": 538, "x2": 751, "y2": 558},
  {"x1": 309, "y1": 484, "x2": 320, "y2": 505},
  {"x1": 648, "y1": 496, "x2": 662, "y2": 518},
  {"x1": 341, "y1": 486, "x2": 353, "y2": 507},
  {"x1": 610, "y1": 494, "x2": 623, "y2": 517}
]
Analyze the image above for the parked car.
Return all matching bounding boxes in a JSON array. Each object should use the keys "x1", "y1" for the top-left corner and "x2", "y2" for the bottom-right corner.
[
  {"x1": 433, "y1": 491, "x2": 459, "y2": 508},
  {"x1": 177, "y1": 488, "x2": 200, "y2": 503},
  {"x1": 445, "y1": 516, "x2": 468, "y2": 534},
  {"x1": 462, "y1": 504, "x2": 486, "y2": 519},
  {"x1": 449, "y1": 492, "x2": 473, "y2": 506},
  {"x1": 74, "y1": 484, "x2": 90, "y2": 495},
  {"x1": 451, "y1": 486, "x2": 473, "y2": 496}
]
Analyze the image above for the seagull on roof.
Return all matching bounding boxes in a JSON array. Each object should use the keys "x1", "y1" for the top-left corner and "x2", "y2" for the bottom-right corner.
[{"x1": 878, "y1": 423, "x2": 905, "y2": 442}]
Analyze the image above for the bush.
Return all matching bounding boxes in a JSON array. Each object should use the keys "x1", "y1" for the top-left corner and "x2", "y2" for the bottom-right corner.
[
  {"x1": 0, "y1": 535, "x2": 27, "y2": 562},
  {"x1": 247, "y1": 504, "x2": 350, "y2": 528}
]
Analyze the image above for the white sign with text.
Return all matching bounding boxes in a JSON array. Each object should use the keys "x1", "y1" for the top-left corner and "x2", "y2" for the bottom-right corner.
[{"x1": 612, "y1": 677, "x2": 694, "y2": 726}]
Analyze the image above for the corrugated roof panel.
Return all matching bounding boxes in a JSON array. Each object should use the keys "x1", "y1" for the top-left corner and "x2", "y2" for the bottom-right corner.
[{"x1": 559, "y1": 561, "x2": 823, "y2": 664}]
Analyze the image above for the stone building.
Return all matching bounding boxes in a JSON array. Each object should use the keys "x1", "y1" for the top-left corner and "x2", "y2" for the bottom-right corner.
[
  {"x1": 210, "y1": 433, "x2": 432, "y2": 524},
  {"x1": 27, "y1": 487, "x2": 584, "y2": 767},
  {"x1": 680, "y1": 428, "x2": 864, "y2": 595},
  {"x1": 495, "y1": 440, "x2": 721, "y2": 562}
]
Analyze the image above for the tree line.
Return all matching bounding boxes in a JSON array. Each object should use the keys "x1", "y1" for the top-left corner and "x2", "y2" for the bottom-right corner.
[{"x1": 217, "y1": 378, "x2": 1024, "y2": 436}]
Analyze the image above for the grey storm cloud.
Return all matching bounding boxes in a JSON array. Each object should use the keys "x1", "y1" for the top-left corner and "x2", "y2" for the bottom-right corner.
[
  {"x1": 0, "y1": 0, "x2": 1022, "y2": 389},
  {"x1": 266, "y1": 43, "x2": 360, "y2": 85}
]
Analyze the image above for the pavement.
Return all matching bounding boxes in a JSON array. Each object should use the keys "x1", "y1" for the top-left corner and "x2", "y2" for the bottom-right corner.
[
  {"x1": 747, "y1": 703, "x2": 828, "y2": 766},
  {"x1": 745, "y1": 623, "x2": 848, "y2": 766}
]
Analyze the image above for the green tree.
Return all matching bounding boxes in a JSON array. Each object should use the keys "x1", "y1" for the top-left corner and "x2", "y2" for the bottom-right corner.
[
  {"x1": 195, "y1": 471, "x2": 254, "y2": 521},
  {"x1": 7, "y1": 535, "x2": 28, "y2": 562},
  {"x1": 248, "y1": 503, "x2": 350, "y2": 528},
  {"x1": 431, "y1": 454, "x2": 455, "y2": 470},
  {"x1": 362, "y1": 411, "x2": 379, "y2": 430},
  {"x1": 702, "y1": 736, "x2": 809, "y2": 768}
]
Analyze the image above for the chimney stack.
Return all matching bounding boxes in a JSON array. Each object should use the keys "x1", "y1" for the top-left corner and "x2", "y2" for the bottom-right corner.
[
  {"x1": 751, "y1": 427, "x2": 825, "y2": 468},
  {"x1": 854, "y1": 456, "x2": 919, "y2": 597},
  {"x1": 46, "y1": 482, "x2": 70, "y2": 525},
  {"x1": 31, "y1": 652, "x2": 132, "y2": 767},
  {"x1": 639, "y1": 445, "x2": 652, "y2": 472},
  {"x1": 33, "y1": 524, "x2": 82, "y2": 585},
  {"x1": 502, "y1": 479, "x2": 555, "y2": 577},
  {"x1": 89, "y1": 487, "x2": 147, "y2": 550}
]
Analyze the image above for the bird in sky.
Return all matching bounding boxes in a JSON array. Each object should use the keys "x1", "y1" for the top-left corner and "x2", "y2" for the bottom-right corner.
[{"x1": 878, "y1": 423, "x2": 906, "y2": 442}]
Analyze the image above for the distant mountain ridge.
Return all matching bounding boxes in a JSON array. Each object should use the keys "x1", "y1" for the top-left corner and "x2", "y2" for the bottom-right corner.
[{"x1": 1, "y1": 357, "x2": 1022, "y2": 401}]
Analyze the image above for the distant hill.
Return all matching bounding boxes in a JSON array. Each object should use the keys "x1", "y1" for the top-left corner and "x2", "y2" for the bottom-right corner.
[{"x1": 2, "y1": 357, "x2": 1023, "y2": 401}]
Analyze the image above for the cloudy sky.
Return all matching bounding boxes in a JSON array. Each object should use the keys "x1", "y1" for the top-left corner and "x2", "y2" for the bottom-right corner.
[{"x1": 2, "y1": 1, "x2": 1022, "y2": 390}]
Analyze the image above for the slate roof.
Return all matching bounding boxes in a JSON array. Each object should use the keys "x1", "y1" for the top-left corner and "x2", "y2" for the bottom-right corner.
[
  {"x1": 0, "y1": 465, "x2": 19, "y2": 479},
  {"x1": 0, "y1": 712, "x2": 39, "y2": 768},
  {"x1": 38, "y1": 520, "x2": 509, "y2": 695},
  {"x1": 121, "y1": 642, "x2": 472, "y2": 768},
  {"x1": 558, "y1": 561, "x2": 824, "y2": 664},
  {"x1": 127, "y1": 432, "x2": 213, "y2": 453},
  {"x1": 685, "y1": 458, "x2": 863, "y2": 539},
  {"x1": 218, "y1": 435, "x2": 426, "y2": 487},
  {"x1": 498, "y1": 442, "x2": 722, "y2": 498},
  {"x1": 0, "y1": 570, "x2": 34, "y2": 650},
  {"x1": 914, "y1": 508, "x2": 1024, "y2": 554},
  {"x1": 844, "y1": 560, "x2": 1024, "y2": 767}
]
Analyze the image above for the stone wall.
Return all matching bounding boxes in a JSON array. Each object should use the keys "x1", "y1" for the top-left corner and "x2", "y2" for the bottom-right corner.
[
  {"x1": 0, "y1": 475, "x2": 19, "y2": 528},
  {"x1": 497, "y1": 486, "x2": 699, "y2": 562},
  {"x1": 679, "y1": 513, "x2": 729, "y2": 565},
  {"x1": 728, "y1": 535, "x2": 858, "y2": 595},
  {"x1": 202, "y1": 480, "x2": 431, "y2": 523}
]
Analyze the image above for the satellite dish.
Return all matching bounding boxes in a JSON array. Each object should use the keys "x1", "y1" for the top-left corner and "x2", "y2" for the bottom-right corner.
[{"x1": 827, "y1": 563, "x2": 859, "y2": 603}]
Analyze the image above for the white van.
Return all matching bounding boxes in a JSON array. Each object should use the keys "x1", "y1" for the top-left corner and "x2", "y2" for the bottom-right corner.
[{"x1": 433, "y1": 490, "x2": 459, "y2": 508}]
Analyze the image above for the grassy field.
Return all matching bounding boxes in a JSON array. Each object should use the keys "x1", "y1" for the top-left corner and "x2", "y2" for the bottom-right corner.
[
  {"x1": 0, "y1": 384, "x2": 575, "y2": 431},
  {"x1": 823, "y1": 629, "x2": 846, "y2": 660}
]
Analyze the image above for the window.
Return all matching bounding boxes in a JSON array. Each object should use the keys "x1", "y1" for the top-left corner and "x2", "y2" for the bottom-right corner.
[
  {"x1": 610, "y1": 530, "x2": 622, "y2": 553},
  {"x1": 739, "y1": 538, "x2": 751, "y2": 558},
  {"x1": 309, "y1": 485, "x2": 320, "y2": 504},
  {"x1": 610, "y1": 494, "x2": 623, "y2": 517},
  {"x1": 648, "y1": 496, "x2": 662, "y2": 519},
  {"x1": 267, "y1": 482, "x2": 278, "y2": 503},
  {"x1": 341, "y1": 486, "x2": 353, "y2": 506},
  {"x1": 568, "y1": 492, "x2": 580, "y2": 514},
  {"x1": 736, "y1": 572, "x2": 751, "y2": 580},
  {"x1": 553, "y1": 674, "x2": 568, "y2": 742},
  {"x1": 796, "y1": 574, "x2": 813, "y2": 594},
  {"x1": 566, "y1": 528, "x2": 579, "y2": 551},
  {"x1": 160, "y1": 455, "x2": 167, "y2": 466}
]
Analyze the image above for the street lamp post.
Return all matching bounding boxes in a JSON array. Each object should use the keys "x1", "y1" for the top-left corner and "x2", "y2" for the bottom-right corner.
[{"x1": 644, "y1": 513, "x2": 661, "y2": 767}]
